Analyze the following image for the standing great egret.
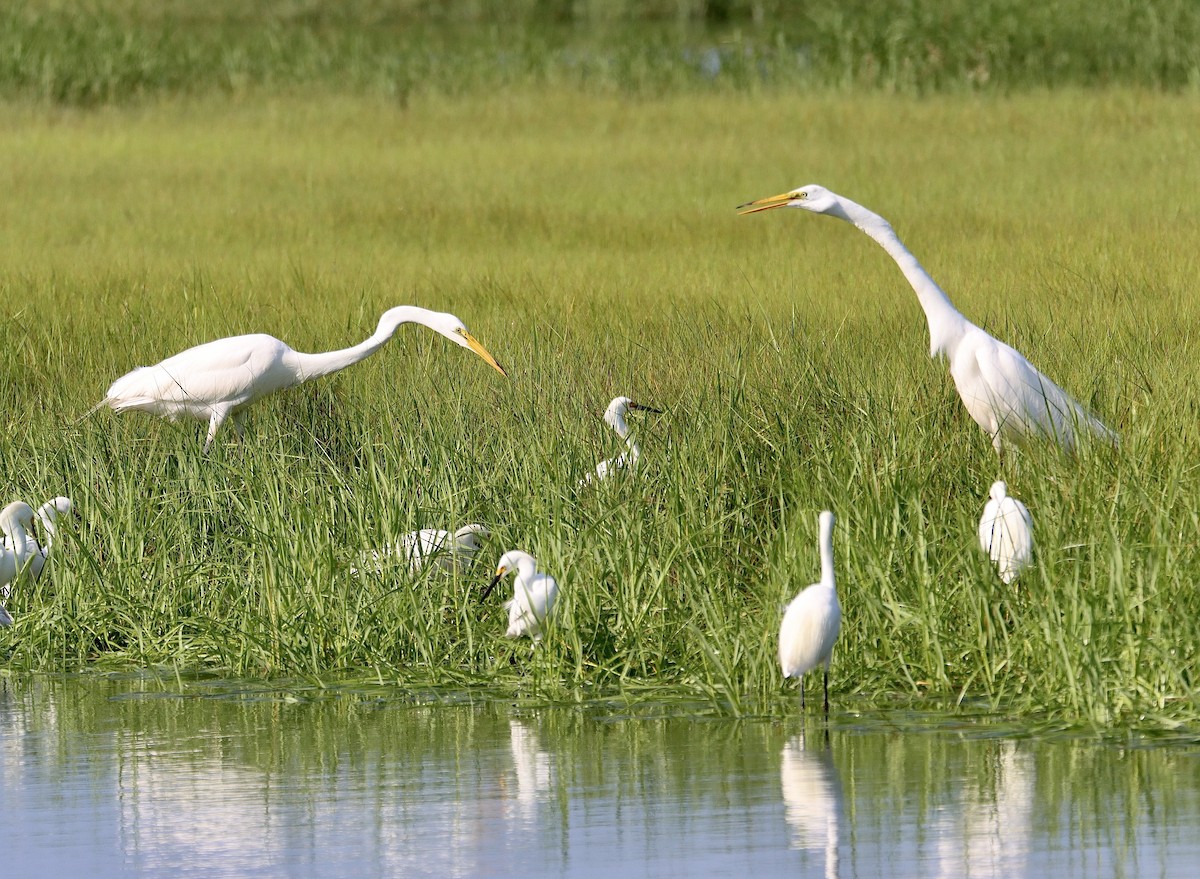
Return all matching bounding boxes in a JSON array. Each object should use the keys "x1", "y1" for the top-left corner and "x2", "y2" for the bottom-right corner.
[
  {"x1": 579, "y1": 396, "x2": 662, "y2": 486},
  {"x1": 480, "y1": 550, "x2": 559, "y2": 640},
  {"x1": 356, "y1": 524, "x2": 490, "y2": 575},
  {"x1": 779, "y1": 510, "x2": 842, "y2": 713},
  {"x1": 978, "y1": 481, "x2": 1034, "y2": 584},
  {"x1": 738, "y1": 185, "x2": 1118, "y2": 455},
  {"x1": 0, "y1": 502, "x2": 38, "y2": 604},
  {"x1": 93, "y1": 305, "x2": 508, "y2": 452}
]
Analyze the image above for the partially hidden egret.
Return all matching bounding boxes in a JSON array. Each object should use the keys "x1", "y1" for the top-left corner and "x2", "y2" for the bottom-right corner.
[
  {"x1": 10, "y1": 496, "x2": 75, "y2": 584},
  {"x1": 92, "y1": 306, "x2": 508, "y2": 452},
  {"x1": 579, "y1": 396, "x2": 662, "y2": 486},
  {"x1": 357, "y1": 524, "x2": 489, "y2": 575},
  {"x1": 480, "y1": 550, "x2": 559, "y2": 640},
  {"x1": 739, "y1": 185, "x2": 1118, "y2": 455},
  {"x1": 0, "y1": 502, "x2": 38, "y2": 606},
  {"x1": 779, "y1": 510, "x2": 842, "y2": 713},
  {"x1": 978, "y1": 481, "x2": 1033, "y2": 584}
]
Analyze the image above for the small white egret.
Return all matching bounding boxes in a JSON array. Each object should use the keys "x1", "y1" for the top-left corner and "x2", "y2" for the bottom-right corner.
[
  {"x1": 92, "y1": 305, "x2": 507, "y2": 452},
  {"x1": 0, "y1": 502, "x2": 38, "y2": 603},
  {"x1": 579, "y1": 396, "x2": 662, "y2": 486},
  {"x1": 12, "y1": 496, "x2": 75, "y2": 583},
  {"x1": 779, "y1": 510, "x2": 842, "y2": 713},
  {"x1": 480, "y1": 550, "x2": 559, "y2": 640},
  {"x1": 978, "y1": 481, "x2": 1034, "y2": 584},
  {"x1": 357, "y1": 524, "x2": 489, "y2": 575},
  {"x1": 739, "y1": 185, "x2": 1118, "y2": 455}
]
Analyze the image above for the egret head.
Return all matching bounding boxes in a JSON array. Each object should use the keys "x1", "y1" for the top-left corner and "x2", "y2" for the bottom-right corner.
[
  {"x1": 0, "y1": 502, "x2": 36, "y2": 532},
  {"x1": 480, "y1": 549, "x2": 535, "y2": 602},
  {"x1": 381, "y1": 307, "x2": 508, "y2": 377},
  {"x1": 454, "y1": 523, "x2": 490, "y2": 549},
  {"x1": 47, "y1": 497, "x2": 75, "y2": 518},
  {"x1": 603, "y1": 396, "x2": 662, "y2": 429},
  {"x1": 989, "y1": 481, "x2": 1008, "y2": 501},
  {"x1": 737, "y1": 185, "x2": 848, "y2": 220}
]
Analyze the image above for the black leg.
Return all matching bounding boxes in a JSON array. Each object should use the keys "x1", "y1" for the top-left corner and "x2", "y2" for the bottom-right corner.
[
  {"x1": 822, "y1": 668, "x2": 829, "y2": 715},
  {"x1": 801, "y1": 678, "x2": 806, "y2": 711}
]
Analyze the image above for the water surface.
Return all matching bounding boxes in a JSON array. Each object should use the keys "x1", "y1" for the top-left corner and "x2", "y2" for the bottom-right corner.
[{"x1": 2, "y1": 675, "x2": 1199, "y2": 878}]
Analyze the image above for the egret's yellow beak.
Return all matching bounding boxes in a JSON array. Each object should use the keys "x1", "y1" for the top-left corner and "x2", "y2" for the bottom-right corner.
[
  {"x1": 736, "y1": 192, "x2": 795, "y2": 215},
  {"x1": 480, "y1": 566, "x2": 508, "y2": 602},
  {"x1": 460, "y1": 330, "x2": 508, "y2": 377}
]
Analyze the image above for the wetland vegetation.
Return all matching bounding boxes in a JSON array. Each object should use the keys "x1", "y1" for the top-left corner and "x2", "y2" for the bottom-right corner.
[{"x1": 1, "y1": 1, "x2": 1199, "y2": 736}]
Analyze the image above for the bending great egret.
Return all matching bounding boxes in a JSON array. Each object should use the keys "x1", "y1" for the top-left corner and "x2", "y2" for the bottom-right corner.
[
  {"x1": 0, "y1": 502, "x2": 38, "y2": 603},
  {"x1": 480, "y1": 550, "x2": 559, "y2": 640},
  {"x1": 978, "y1": 481, "x2": 1034, "y2": 584},
  {"x1": 357, "y1": 523, "x2": 490, "y2": 575},
  {"x1": 579, "y1": 396, "x2": 662, "y2": 486},
  {"x1": 93, "y1": 306, "x2": 508, "y2": 452},
  {"x1": 779, "y1": 510, "x2": 842, "y2": 713},
  {"x1": 738, "y1": 185, "x2": 1118, "y2": 455}
]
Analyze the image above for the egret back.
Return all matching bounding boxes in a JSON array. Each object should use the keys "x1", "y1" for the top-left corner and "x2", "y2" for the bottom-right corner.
[
  {"x1": 505, "y1": 572, "x2": 559, "y2": 639},
  {"x1": 779, "y1": 583, "x2": 842, "y2": 679}
]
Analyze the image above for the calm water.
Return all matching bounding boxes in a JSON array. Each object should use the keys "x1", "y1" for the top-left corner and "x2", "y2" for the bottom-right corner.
[{"x1": 2, "y1": 675, "x2": 1199, "y2": 878}]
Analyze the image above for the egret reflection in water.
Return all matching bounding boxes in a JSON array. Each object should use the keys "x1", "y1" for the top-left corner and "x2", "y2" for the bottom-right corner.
[
  {"x1": 934, "y1": 740, "x2": 1035, "y2": 878},
  {"x1": 780, "y1": 729, "x2": 843, "y2": 879}
]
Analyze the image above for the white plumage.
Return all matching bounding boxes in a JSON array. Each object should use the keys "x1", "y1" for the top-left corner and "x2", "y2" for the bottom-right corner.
[
  {"x1": 481, "y1": 550, "x2": 560, "y2": 641},
  {"x1": 779, "y1": 510, "x2": 842, "y2": 713},
  {"x1": 579, "y1": 396, "x2": 661, "y2": 486},
  {"x1": 978, "y1": 481, "x2": 1034, "y2": 584},
  {"x1": 4, "y1": 496, "x2": 74, "y2": 584},
  {"x1": 93, "y1": 305, "x2": 506, "y2": 452},
  {"x1": 739, "y1": 185, "x2": 1118, "y2": 455},
  {"x1": 0, "y1": 502, "x2": 38, "y2": 621},
  {"x1": 356, "y1": 524, "x2": 489, "y2": 575}
]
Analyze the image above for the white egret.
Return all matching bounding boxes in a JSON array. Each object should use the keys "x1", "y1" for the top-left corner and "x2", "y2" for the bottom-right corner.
[
  {"x1": 739, "y1": 185, "x2": 1118, "y2": 455},
  {"x1": 579, "y1": 396, "x2": 662, "y2": 486},
  {"x1": 0, "y1": 502, "x2": 38, "y2": 603},
  {"x1": 480, "y1": 550, "x2": 559, "y2": 640},
  {"x1": 779, "y1": 510, "x2": 842, "y2": 713},
  {"x1": 9, "y1": 496, "x2": 75, "y2": 584},
  {"x1": 978, "y1": 481, "x2": 1034, "y2": 584},
  {"x1": 92, "y1": 305, "x2": 508, "y2": 452},
  {"x1": 356, "y1": 524, "x2": 489, "y2": 575}
]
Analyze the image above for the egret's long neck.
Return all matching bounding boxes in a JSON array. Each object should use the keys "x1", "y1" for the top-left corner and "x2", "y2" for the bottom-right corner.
[
  {"x1": 611, "y1": 413, "x2": 641, "y2": 464},
  {"x1": 836, "y1": 196, "x2": 968, "y2": 359},
  {"x1": 819, "y1": 517, "x2": 836, "y2": 589},
  {"x1": 285, "y1": 308, "x2": 421, "y2": 382},
  {"x1": 514, "y1": 557, "x2": 538, "y2": 586},
  {"x1": 36, "y1": 505, "x2": 58, "y2": 552},
  {"x1": 2, "y1": 519, "x2": 31, "y2": 566}
]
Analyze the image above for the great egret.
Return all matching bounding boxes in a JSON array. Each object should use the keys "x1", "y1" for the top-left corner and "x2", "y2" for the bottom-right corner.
[
  {"x1": 8, "y1": 496, "x2": 75, "y2": 583},
  {"x1": 978, "y1": 481, "x2": 1033, "y2": 584},
  {"x1": 779, "y1": 510, "x2": 842, "y2": 713},
  {"x1": 480, "y1": 550, "x2": 559, "y2": 640},
  {"x1": 93, "y1": 305, "x2": 508, "y2": 452},
  {"x1": 0, "y1": 502, "x2": 38, "y2": 604},
  {"x1": 579, "y1": 396, "x2": 662, "y2": 486},
  {"x1": 738, "y1": 185, "x2": 1118, "y2": 455},
  {"x1": 356, "y1": 524, "x2": 489, "y2": 575}
]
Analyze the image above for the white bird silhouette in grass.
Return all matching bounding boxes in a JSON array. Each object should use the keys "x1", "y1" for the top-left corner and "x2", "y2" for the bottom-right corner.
[
  {"x1": 739, "y1": 185, "x2": 1118, "y2": 455},
  {"x1": 355, "y1": 524, "x2": 489, "y2": 575},
  {"x1": 92, "y1": 305, "x2": 507, "y2": 452},
  {"x1": 480, "y1": 550, "x2": 559, "y2": 640},
  {"x1": 978, "y1": 481, "x2": 1034, "y2": 584},
  {"x1": 0, "y1": 502, "x2": 38, "y2": 624},
  {"x1": 579, "y1": 396, "x2": 662, "y2": 486},
  {"x1": 779, "y1": 510, "x2": 842, "y2": 714}
]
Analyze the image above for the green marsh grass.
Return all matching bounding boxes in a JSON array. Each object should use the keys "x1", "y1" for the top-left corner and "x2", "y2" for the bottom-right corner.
[{"x1": 1, "y1": 87, "x2": 1199, "y2": 731}]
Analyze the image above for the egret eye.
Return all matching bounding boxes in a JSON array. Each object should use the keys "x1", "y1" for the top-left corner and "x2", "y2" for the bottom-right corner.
[{"x1": 796, "y1": 191, "x2": 807, "y2": 199}]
